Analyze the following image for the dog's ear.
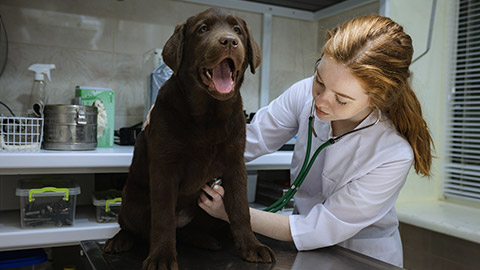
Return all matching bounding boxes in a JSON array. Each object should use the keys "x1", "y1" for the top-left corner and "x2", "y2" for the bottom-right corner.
[
  {"x1": 240, "y1": 18, "x2": 262, "y2": 74},
  {"x1": 162, "y1": 22, "x2": 185, "y2": 74}
]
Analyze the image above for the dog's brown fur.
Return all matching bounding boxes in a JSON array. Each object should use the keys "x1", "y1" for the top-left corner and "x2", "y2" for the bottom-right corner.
[{"x1": 104, "y1": 8, "x2": 275, "y2": 270}]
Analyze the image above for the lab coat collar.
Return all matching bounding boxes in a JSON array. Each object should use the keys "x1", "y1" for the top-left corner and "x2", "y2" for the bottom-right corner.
[{"x1": 318, "y1": 110, "x2": 382, "y2": 139}]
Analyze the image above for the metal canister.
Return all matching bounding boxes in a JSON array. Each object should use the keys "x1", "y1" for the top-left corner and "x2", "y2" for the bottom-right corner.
[{"x1": 43, "y1": 105, "x2": 98, "y2": 150}]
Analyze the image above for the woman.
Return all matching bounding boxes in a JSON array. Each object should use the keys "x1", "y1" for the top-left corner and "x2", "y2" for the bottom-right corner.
[{"x1": 198, "y1": 14, "x2": 434, "y2": 267}]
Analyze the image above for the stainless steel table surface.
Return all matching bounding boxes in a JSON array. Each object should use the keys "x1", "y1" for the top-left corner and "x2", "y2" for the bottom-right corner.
[{"x1": 80, "y1": 235, "x2": 404, "y2": 270}]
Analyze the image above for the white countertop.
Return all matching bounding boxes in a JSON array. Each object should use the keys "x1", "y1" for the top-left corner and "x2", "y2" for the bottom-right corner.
[
  {"x1": 0, "y1": 145, "x2": 293, "y2": 175},
  {"x1": 396, "y1": 200, "x2": 480, "y2": 244}
]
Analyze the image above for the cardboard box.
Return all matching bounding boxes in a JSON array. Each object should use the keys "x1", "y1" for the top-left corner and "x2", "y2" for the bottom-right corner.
[{"x1": 75, "y1": 86, "x2": 114, "y2": 147}]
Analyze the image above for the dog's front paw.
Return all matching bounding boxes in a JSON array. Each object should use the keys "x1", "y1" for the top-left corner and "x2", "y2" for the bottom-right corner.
[
  {"x1": 104, "y1": 230, "x2": 134, "y2": 253},
  {"x1": 142, "y1": 253, "x2": 178, "y2": 270},
  {"x1": 241, "y1": 243, "x2": 276, "y2": 263}
]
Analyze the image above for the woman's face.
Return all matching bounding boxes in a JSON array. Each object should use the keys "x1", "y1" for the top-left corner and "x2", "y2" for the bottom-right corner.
[{"x1": 312, "y1": 56, "x2": 372, "y2": 124}]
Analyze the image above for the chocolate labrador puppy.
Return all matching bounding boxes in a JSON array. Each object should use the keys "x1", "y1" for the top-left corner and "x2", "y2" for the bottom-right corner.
[{"x1": 104, "y1": 8, "x2": 275, "y2": 270}]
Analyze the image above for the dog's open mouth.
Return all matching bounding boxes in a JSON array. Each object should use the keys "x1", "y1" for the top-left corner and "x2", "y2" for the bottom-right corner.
[{"x1": 201, "y1": 58, "x2": 237, "y2": 94}]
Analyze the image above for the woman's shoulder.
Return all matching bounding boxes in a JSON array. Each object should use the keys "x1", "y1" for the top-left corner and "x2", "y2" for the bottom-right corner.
[
  {"x1": 344, "y1": 113, "x2": 413, "y2": 162},
  {"x1": 339, "y1": 118, "x2": 414, "y2": 177},
  {"x1": 374, "y1": 118, "x2": 414, "y2": 160}
]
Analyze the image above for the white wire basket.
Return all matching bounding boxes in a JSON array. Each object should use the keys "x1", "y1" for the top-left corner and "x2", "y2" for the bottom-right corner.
[{"x1": 0, "y1": 116, "x2": 44, "y2": 152}]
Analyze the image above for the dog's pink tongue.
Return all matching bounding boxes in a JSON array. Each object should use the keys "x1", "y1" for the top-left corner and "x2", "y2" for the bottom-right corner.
[{"x1": 212, "y1": 60, "x2": 233, "y2": 93}]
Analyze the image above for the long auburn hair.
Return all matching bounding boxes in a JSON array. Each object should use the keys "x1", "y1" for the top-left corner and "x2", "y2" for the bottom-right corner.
[{"x1": 322, "y1": 14, "x2": 434, "y2": 177}]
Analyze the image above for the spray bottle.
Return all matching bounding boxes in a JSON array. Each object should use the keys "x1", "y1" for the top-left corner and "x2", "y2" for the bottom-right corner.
[{"x1": 27, "y1": 64, "x2": 56, "y2": 117}]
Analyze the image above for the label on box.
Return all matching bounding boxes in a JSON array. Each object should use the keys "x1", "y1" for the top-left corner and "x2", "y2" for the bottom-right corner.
[{"x1": 75, "y1": 86, "x2": 115, "y2": 147}]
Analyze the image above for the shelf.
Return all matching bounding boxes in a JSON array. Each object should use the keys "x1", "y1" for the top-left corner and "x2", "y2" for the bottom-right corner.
[
  {"x1": 0, "y1": 206, "x2": 119, "y2": 251},
  {"x1": 0, "y1": 146, "x2": 293, "y2": 251},
  {"x1": 246, "y1": 151, "x2": 293, "y2": 170},
  {"x1": 0, "y1": 204, "x2": 291, "y2": 251},
  {"x1": 0, "y1": 145, "x2": 134, "y2": 175},
  {"x1": 0, "y1": 145, "x2": 293, "y2": 175}
]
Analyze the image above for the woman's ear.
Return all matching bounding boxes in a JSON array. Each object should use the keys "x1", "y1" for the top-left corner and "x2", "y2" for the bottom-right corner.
[{"x1": 162, "y1": 23, "x2": 185, "y2": 74}]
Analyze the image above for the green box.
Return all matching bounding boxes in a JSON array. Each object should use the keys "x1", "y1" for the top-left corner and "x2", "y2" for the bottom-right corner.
[{"x1": 75, "y1": 86, "x2": 115, "y2": 148}]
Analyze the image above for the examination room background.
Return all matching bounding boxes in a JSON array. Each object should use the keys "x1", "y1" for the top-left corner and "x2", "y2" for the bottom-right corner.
[{"x1": 0, "y1": 0, "x2": 478, "y2": 269}]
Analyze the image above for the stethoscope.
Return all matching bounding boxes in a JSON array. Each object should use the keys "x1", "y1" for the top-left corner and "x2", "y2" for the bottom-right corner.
[{"x1": 264, "y1": 100, "x2": 382, "y2": 213}]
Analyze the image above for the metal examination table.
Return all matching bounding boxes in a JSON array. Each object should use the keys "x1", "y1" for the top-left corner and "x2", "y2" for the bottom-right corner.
[{"x1": 80, "y1": 235, "x2": 404, "y2": 270}]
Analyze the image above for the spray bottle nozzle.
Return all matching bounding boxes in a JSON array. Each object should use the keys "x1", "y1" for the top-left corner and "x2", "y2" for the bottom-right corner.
[
  {"x1": 28, "y1": 64, "x2": 56, "y2": 81},
  {"x1": 26, "y1": 64, "x2": 55, "y2": 117}
]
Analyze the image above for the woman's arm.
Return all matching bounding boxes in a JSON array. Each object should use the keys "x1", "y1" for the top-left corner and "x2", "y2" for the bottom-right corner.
[
  {"x1": 244, "y1": 77, "x2": 313, "y2": 162},
  {"x1": 199, "y1": 185, "x2": 293, "y2": 242},
  {"x1": 249, "y1": 207, "x2": 293, "y2": 242}
]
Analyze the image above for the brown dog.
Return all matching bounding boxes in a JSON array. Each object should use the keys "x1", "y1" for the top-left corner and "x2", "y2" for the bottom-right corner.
[{"x1": 104, "y1": 8, "x2": 275, "y2": 270}]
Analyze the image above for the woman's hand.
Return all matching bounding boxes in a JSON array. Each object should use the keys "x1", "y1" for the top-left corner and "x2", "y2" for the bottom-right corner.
[
  {"x1": 144, "y1": 104, "x2": 154, "y2": 128},
  {"x1": 199, "y1": 184, "x2": 293, "y2": 242},
  {"x1": 198, "y1": 184, "x2": 229, "y2": 222}
]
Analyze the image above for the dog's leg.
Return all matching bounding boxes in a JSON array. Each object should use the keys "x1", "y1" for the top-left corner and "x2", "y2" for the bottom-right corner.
[
  {"x1": 104, "y1": 183, "x2": 151, "y2": 254},
  {"x1": 105, "y1": 132, "x2": 150, "y2": 254},
  {"x1": 142, "y1": 163, "x2": 179, "y2": 270},
  {"x1": 104, "y1": 229, "x2": 135, "y2": 253},
  {"x1": 223, "y1": 163, "x2": 276, "y2": 263}
]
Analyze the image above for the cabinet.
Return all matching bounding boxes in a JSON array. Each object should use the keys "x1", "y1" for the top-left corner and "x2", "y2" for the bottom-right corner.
[{"x1": 0, "y1": 145, "x2": 292, "y2": 251}]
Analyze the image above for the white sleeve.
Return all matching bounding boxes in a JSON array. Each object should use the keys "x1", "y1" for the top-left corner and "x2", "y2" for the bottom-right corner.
[
  {"x1": 245, "y1": 77, "x2": 312, "y2": 162},
  {"x1": 289, "y1": 155, "x2": 412, "y2": 250}
]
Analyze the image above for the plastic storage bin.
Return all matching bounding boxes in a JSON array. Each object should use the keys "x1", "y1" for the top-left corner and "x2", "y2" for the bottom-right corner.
[
  {"x1": 16, "y1": 178, "x2": 81, "y2": 228},
  {"x1": 92, "y1": 190, "x2": 122, "y2": 223}
]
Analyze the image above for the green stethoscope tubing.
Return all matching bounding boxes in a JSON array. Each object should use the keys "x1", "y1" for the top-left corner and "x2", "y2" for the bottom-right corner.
[{"x1": 263, "y1": 104, "x2": 381, "y2": 213}]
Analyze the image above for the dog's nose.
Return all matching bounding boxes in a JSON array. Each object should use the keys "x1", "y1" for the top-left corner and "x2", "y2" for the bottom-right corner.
[{"x1": 219, "y1": 35, "x2": 238, "y2": 48}]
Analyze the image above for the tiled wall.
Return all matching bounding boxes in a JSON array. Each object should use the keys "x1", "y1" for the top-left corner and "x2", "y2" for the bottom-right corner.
[
  {"x1": 0, "y1": 0, "x2": 325, "y2": 130},
  {"x1": 400, "y1": 222, "x2": 480, "y2": 270}
]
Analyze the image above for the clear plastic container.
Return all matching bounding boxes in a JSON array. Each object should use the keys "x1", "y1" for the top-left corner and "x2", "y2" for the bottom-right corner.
[
  {"x1": 16, "y1": 178, "x2": 81, "y2": 229},
  {"x1": 92, "y1": 190, "x2": 122, "y2": 223}
]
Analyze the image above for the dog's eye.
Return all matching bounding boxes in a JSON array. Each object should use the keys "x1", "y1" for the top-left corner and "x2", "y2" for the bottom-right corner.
[
  {"x1": 233, "y1": 26, "x2": 241, "y2": 34},
  {"x1": 199, "y1": 25, "x2": 208, "y2": 33}
]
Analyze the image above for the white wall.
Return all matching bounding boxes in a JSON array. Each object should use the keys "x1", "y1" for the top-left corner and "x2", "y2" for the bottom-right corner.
[
  {"x1": 0, "y1": 0, "x2": 258, "y2": 128},
  {"x1": 0, "y1": 0, "x2": 325, "y2": 128},
  {"x1": 388, "y1": 0, "x2": 452, "y2": 202}
]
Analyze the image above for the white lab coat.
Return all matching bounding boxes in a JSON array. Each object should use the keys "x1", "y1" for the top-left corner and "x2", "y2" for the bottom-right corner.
[{"x1": 245, "y1": 76, "x2": 413, "y2": 267}]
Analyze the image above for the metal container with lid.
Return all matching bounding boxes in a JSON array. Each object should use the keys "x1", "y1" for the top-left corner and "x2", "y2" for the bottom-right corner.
[{"x1": 43, "y1": 104, "x2": 97, "y2": 150}]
